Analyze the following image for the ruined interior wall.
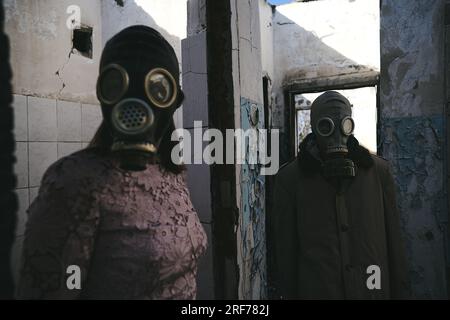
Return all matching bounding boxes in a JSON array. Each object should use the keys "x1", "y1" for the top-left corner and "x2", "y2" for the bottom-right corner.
[
  {"x1": 260, "y1": 0, "x2": 275, "y2": 125},
  {"x1": 5, "y1": 0, "x2": 102, "y2": 104},
  {"x1": 231, "y1": 0, "x2": 270, "y2": 300},
  {"x1": 272, "y1": 0, "x2": 380, "y2": 162},
  {"x1": 380, "y1": 0, "x2": 448, "y2": 299},
  {"x1": 273, "y1": 0, "x2": 380, "y2": 85}
]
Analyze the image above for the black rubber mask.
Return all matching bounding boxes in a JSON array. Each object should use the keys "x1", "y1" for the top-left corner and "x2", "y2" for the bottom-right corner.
[
  {"x1": 311, "y1": 91, "x2": 356, "y2": 178},
  {"x1": 97, "y1": 25, "x2": 183, "y2": 171},
  {"x1": 311, "y1": 91, "x2": 354, "y2": 156}
]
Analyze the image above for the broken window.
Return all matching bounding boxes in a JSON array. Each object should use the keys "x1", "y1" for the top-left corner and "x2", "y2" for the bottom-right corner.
[{"x1": 72, "y1": 26, "x2": 93, "y2": 59}]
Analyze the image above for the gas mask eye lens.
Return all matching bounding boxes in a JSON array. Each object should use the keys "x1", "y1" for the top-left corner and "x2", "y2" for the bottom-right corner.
[
  {"x1": 341, "y1": 117, "x2": 355, "y2": 135},
  {"x1": 149, "y1": 74, "x2": 171, "y2": 102},
  {"x1": 145, "y1": 68, "x2": 178, "y2": 108},
  {"x1": 316, "y1": 117, "x2": 335, "y2": 137},
  {"x1": 97, "y1": 64, "x2": 129, "y2": 105}
]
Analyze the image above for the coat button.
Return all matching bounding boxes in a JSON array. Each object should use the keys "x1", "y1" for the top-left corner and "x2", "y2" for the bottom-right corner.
[{"x1": 341, "y1": 224, "x2": 349, "y2": 232}]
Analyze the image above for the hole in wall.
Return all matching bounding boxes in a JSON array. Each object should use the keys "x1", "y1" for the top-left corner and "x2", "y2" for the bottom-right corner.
[
  {"x1": 72, "y1": 26, "x2": 93, "y2": 59},
  {"x1": 115, "y1": 0, "x2": 125, "y2": 7}
]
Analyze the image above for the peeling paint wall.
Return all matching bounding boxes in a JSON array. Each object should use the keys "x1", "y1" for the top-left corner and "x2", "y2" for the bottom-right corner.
[
  {"x1": 259, "y1": 1, "x2": 274, "y2": 81},
  {"x1": 237, "y1": 97, "x2": 266, "y2": 299},
  {"x1": 230, "y1": 0, "x2": 270, "y2": 300},
  {"x1": 379, "y1": 0, "x2": 448, "y2": 299}
]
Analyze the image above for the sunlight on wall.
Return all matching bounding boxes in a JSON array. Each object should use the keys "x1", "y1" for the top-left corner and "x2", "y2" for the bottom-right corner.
[
  {"x1": 276, "y1": 0, "x2": 380, "y2": 71},
  {"x1": 135, "y1": 0, "x2": 187, "y2": 40}
]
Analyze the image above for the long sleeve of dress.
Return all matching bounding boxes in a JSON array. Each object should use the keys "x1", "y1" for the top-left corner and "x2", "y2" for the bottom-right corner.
[{"x1": 16, "y1": 157, "x2": 101, "y2": 299}]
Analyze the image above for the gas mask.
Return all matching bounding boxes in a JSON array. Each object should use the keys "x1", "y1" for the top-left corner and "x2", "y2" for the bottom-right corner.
[
  {"x1": 97, "y1": 25, "x2": 183, "y2": 171},
  {"x1": 310, "y1": 91, "x2": 356, "y2": 178}
]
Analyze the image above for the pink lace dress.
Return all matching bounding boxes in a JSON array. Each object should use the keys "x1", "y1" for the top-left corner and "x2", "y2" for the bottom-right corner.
[{"x1": 17, "y1": 148, "x2": 207, "y2": 299}]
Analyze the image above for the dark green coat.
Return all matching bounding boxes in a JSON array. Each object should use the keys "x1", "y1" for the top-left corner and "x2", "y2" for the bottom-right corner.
[{"x1": 271, "y1": 134, "x2": 410, "y2": 299}]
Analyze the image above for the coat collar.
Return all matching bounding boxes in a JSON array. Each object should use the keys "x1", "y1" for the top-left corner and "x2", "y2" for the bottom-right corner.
[{"x1": 297, "y1": 133, "x2": 374, "y2": 176}]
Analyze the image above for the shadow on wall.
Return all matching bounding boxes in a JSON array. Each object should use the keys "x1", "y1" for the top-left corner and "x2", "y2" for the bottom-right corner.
[
  {"x1": 273, "y1": 11, "x2": 378, "y2": 91},
  {"x1": 101, "y1": 0, "x2": 183, "y2": 64}
]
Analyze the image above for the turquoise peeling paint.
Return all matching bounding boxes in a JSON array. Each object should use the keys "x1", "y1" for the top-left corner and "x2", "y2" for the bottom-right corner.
[
  {"x1": 380, "y1": 115, "x2": 444, "y2": 193},
  {"x1": 240, "y1": 97, "x2": 267, "y2": 299},
  {"x1": 379, "y1": 114, "x2": 447, "y2": 298}
]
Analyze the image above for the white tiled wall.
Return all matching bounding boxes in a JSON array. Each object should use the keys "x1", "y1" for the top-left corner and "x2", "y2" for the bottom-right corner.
[
  {"x1": 28, "y1": 142, "x2": 58, "y2": 187},
  {"x1": 81, "y1": 103, "x2": 103, "y2": 142},
  {"x1": 11, "y1": 94, "x2": 103, "y2": 287},
  {"x1": 14, "y1": 142, "x2": 28, "y2": 188},
  {"x1": 28, "y1": 97, "x2": 58, "y2": 142},
  {"x1": 57, "y1": 101, "x2": 82, "y2": 142}
]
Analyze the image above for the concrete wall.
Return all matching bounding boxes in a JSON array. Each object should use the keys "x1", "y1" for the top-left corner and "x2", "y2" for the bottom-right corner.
[
  {"x1": 259, "y1": 1, "x2": 274, "y2": 81},
  {"x1": 379, "y1": 0, "x2": 448, "y2": 299},
  {"x1": 231, "y1": 0, "x2": 269, "y2": 300},
  {"x1": 273, "y1": 0, "x2": 380, "y2": 85},
  {"x1": 182, "y1": 0, "x2": 214, "y2": 299}
]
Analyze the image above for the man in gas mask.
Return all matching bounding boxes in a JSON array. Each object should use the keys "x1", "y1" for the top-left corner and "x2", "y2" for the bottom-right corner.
[{"x1": 271, "y1": 91, "x2": 410, "y2": 299}]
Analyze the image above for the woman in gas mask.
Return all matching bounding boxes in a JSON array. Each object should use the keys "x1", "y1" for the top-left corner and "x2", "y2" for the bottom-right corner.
[{"x1": 17, "y1": 26, "x2": 207, "y2": 299}]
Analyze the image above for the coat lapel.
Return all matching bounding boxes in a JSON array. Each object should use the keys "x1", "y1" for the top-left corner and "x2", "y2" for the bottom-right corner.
[{"x1": 297, "y1": 133, "x2": 374, "y2": 177}]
